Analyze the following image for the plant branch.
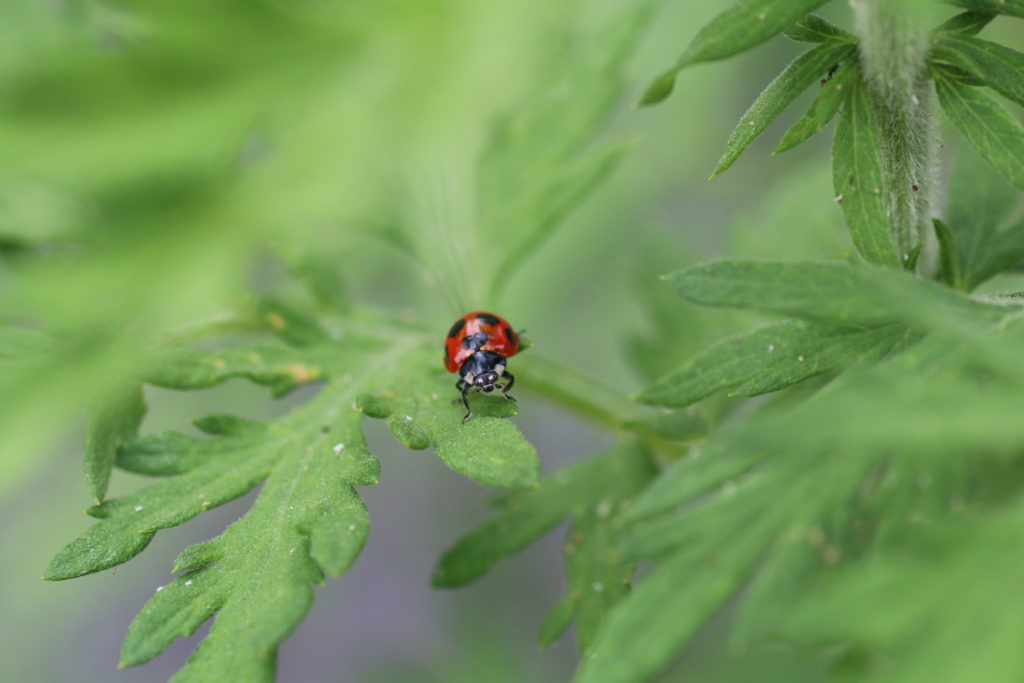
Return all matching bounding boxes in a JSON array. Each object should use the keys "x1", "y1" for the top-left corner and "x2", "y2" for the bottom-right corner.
[{"x1": 850, "y1": 0, "x2": 941, "y2": 262}]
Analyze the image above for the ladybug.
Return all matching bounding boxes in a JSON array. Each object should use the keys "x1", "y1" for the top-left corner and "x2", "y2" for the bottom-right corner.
[{"x1": 444, "y1": 311, "x2": 521, "y2": 422}]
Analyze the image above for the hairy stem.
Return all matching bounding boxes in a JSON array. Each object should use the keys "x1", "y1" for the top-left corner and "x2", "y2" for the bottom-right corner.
[{"x1": 850, "y1": 0, "x2": 940, "y2": 262}]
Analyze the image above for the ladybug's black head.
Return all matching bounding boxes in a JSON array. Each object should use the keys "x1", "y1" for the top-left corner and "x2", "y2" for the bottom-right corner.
[{"x1": 474, "y1": 371, "x2": 500, "y2": 392}]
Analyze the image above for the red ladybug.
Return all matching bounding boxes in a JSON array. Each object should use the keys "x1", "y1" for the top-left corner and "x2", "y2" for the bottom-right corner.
[{"x1": 444, "y1": 311, "x2": 521, "y2": 422}]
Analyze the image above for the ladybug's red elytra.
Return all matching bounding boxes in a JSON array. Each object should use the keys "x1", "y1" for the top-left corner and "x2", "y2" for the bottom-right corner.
[{"x1": 444, "y1": 311, "x2": 521, "y2": 422}]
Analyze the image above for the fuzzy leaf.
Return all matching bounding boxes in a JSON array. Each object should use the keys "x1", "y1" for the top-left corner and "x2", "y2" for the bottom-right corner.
[
  {"x1": 775, "y1": 59, "x2": 859, "y2": 154},
  {"x1": 712, "y1": 40, "x2": 857, "y2": 177},
  {"x1": 833, "y1": 77, "x2": 902, "y2": 266},
  {"x1": 934, "y1": 10, "x2": 997, "y2": 35},
  {"x1": 637, "y1": 0, "x2": 831, "y2": 105},
  {"x1": 84, "y1": 384, "x2": 145, "y2": 503},
  {"x1": 950, "y1": 0, "x2": 1024, "y2": 18},
  {"x1": 783, "y1": 14, "x2": 855, "y2": 43},
  {"x1": 637, "y1": 321, "x2": 913, "y2": 408},
  {"x1": 932, "y1": 35, "x2": 1024, "y2": 108},
  {"x1": 662, "y1": 260, "x2": 1008, "y2": 327},
  {"x1": 934, "y1": 63, "x2": 1024, "y2": 190},
  {"x1": 47, "y1": 332, "x2": 536, "y2": 679}
]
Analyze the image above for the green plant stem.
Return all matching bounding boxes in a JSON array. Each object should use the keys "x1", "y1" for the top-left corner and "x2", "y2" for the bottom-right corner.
[
  {"x1": 850, "y1": 0, "x2": 940, "y2": 263},
  {"x1": 515, "y1": 353, "x2": 689, "y2": 454}
]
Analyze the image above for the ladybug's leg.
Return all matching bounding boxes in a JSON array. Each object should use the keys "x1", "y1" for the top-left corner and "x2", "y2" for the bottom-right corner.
[
  {"x1": 460, "y1": 382, "x2": 473, "y2": 423},
  {"x1": 501, "y1": 372, "x2": 516, "y2": 403}
]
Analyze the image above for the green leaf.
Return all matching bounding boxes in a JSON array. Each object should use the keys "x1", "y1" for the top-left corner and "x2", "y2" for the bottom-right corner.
[
  {"x1": 84, "y1": 384, "x2": 145, "y2": 503},
  {"x1": 46, "y1": 330, "x2": 537, "y2": 679},
  {"x1": 939, "y1": 145, "x2": 1024, "y2": 290},
  {"x1": 637, "y1": 321, "x2": 913, "y2": 408},
  {"x1": 775, "y1": 59, "x2": 860, "y2": 154},
  {"x1": 934, "y1": 63, "x2": 1024, "y2": 190},
  {"x1": 932, "y1": 35, "x2": 1024, "y2": 108},
  {"x1": 637, "y1": 0, "x2": 832, "y2": 106},
  {"x1": 934, "y1": 218, "x2": 962, "y2": 288},
  {"x1": 574, "y1": 529, "x2": 767, "y2": 683},
  {"x1": 783, "y1": 14, "x2": 855, "y2": 43},
  {"x1": 934, "y1": 10, "x2": 997, "y2": 36},
  {"x1": 950, "y1": 0, "x2": 1024, "y2": 18},
  {"x1": 436, "y1": 442, "x2": 655, "y2": 654},
  {"x1": 662, "y1": 260, "x2": 1009, "y2": 327},
  {"x1": 832, "y1": 77, "x2": 902, "y2": 266},
  {"x1": 712, "y1": 40, "x2": 857, "y2": 177}
]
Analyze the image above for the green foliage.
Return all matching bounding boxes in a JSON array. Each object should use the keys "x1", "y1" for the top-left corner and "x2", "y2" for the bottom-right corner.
[
  {"x1": 45, "y1": 313, "x2": 538, "y2": 677},
  {"x1": 933, "y1": 63, "x2": 1024, "y2": 190},
  {"x1": 832, "y1": 77, "x2": 902, "y2": 265},
  {"x1": 711, "y1": 39, "x2": 856, "y2": 177},
  {"x1": 638, "y1": 0, "x2": 831, "y2": 105},
  {"x1": 436, "y1": 441, "x2": 656, "y2": 654},
  {"x1": 20, "y1": 1, "x2": 1024, "y2": 682}
]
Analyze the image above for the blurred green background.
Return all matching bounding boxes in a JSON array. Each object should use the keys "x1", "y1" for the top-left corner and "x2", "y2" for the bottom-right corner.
[{"x1": 2, "y1": 1, "x2": 1023, "y2": 681}]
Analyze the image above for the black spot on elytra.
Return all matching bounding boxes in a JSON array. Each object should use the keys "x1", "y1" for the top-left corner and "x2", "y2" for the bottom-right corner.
[
  {"x1": 504, "y1": 326, "x2": 517, "y2": 346},
  {"x1": 447, "y1": 318, "x2": 466, "y2": 338},
  {"x1": 476, "y1": 312, "x2": 500, "y2": 325}
]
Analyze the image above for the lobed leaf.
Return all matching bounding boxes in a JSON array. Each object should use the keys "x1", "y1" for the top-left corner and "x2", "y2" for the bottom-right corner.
[
  {"x1": 934, "y1": 63, "x2": 1024, "y2": 190},
  {"x1": 637, "y1": 320, "x2": 912, "y2": 408},
  {"x1": 48, "y1": 331, "x2": 537, "y2": 679},
  {"x1": 662, "y1": 260, "x2": 1008, "y2": 328},
  {"x1": 775, "y1": 59, "x2": 860, "y2": 154},
  {"x1": 712, "y1": 40, "x2": 857, "y2": 177},
  {"x1": 832, "y1": 77, "x2": 902, "y2": 266},
  {"x1": 932, "y1": 35, "x2": 1024, "y2": 108},
  {"x1": 638, "y1": 0, "x2": 832, "y2": 105},
  {"x1": 950, "y1": 0, "x2": 1024, "y2": 18}
]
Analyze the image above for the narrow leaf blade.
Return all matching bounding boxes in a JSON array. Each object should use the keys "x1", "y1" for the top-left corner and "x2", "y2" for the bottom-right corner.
[
  {"x1": 638, "y1": 0, "x2": 831, "y2": 106},
  {"x1": 775, "y1": 60, "x2": 859, "y2": 154},
  {"x1": 950, "y1": 0, "x2": 1024, "y2": 18},
  {"x1": 933, "y1": 35, "x2": 1024, "y2": 108},
  {"x1": 638, "y1": 321, "x2": 909, "y2": 408},
  {"x1": 833, "y1": 78, "x2": 901, "y2": 266},
  {"x1": 84, "y1": 384, "x2": 145, "y2": 503},
  {"x1": 934, "y1": 64, "x2": 1024, "y2": 190},
  {"x1": 713, "y1": 41, "x2": 856, "y2": 177},
  {"x1": 784, "y1": 14, "x2": 855, "y2": 43}
]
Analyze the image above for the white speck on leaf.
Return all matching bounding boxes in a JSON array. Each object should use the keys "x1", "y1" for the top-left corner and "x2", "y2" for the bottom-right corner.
[
  {"x1": 768, "y1": 344, "x2": 775, "y2": 352},
  {"x1": 185, "y1": 580, "x2": 193, "y2": 587},
  {"x1": 404, "y1": 415, "x2": 413, "y2": 421},
  {"x1": 155, "y1": 585, "x2": 164, "y2": 592},
  {"x1": 348, "y1": 524, "x2": 357, "y2": 531},
  {"x1": 333, "y1": 443, "x2": 346, "y2": 453},
  {"x1": 134, "y1": 506, "x2": 143, "y2": 512},
  {"x1": 596, "y1": 500, "x2": 612, "y2": 519},
  {"x1": 798, "y1": 355, "x2": 805, "y2": 362},
  {"x1": 834, "y1": 194, "x2": 844, "y2": 202},
  {"x1": 592, "y1": 582, "x2": 604, "y2": 592}
]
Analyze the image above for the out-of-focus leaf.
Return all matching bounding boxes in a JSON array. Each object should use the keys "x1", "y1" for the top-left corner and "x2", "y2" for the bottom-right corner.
[
  {"x1": 932, "y1": 35, "x2": 1024, "y2": 108},
  {"x1": 775, "y1": 60, "x2": 859, "y2": 154},
  {"x1": 833, "y1": 78, "x2": 902, "y2": 266},
  {"x1": 436, "y1": 442, "x2": 655, "y2": 654},
  {"x1": 939, "y1": 145, "x2": 1024, "y2": 291},
  {"x1": 711, "y1": 40, "x2": 856, "y2": 177},
  {"x1": 638, "y1": 0, "x2": 832, "y2": 105},
  {"x1": 662, "y1": 260, "x2": 1008, "y2": 327},
  {"x1": 637, "y1": 321, "x2": 912, "y2": 408},
  {"x1": 934, "y1": 63, "x2": 1024, "y2": 190},
  {"x1": 84, "y1": 384, "x2": 145, "y2": 504},
  {"x1": 784, "y1": 14, "x2": 855, "y2": 43},
  {"x1": 950, "y1": 0, "x2": 1024, "y2": 18}
]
